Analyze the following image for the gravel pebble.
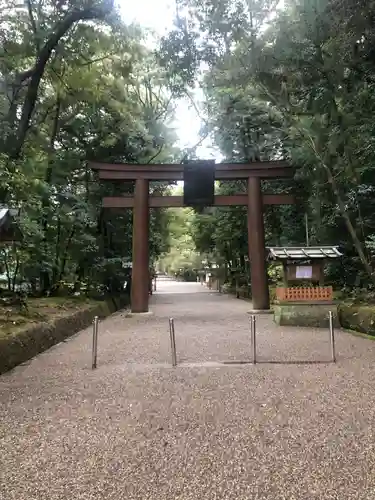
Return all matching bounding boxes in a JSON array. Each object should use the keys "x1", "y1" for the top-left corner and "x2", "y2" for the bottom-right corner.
[{"x1": 1, "y1": 280, "x2": 375, "y2": 499}]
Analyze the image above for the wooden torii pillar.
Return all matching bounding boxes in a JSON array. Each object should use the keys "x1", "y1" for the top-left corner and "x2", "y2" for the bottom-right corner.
[{"x1": 90, "y1": 161, "x2": 295, "y2": 313}]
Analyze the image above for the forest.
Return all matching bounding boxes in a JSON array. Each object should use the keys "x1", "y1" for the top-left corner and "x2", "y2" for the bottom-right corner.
[
  {"x1": 1, "y1": 0, "x2": 375, "y2": 303},
  {"x1": 0, "y1": 0, "x2": 177, "y2": 297},
  {"x1": 159, "y1": 0, "x2": 375, "y2": 298}
]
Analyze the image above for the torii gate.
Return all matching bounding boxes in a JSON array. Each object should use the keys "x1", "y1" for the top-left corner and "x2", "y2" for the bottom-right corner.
[{"x1": 90, "y1": 160, "x2": 295, "y2": 313}]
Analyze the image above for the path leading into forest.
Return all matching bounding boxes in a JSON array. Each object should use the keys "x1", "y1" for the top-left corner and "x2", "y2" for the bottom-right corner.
[{"x1": 1, "y1": 279, "x2": 375, "y2": 499}]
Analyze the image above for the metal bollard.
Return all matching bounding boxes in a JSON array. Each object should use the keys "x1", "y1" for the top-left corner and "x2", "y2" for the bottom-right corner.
[
  {"x1": 92, "y1": 316, "x2": 99, "y2": 370},
  {"x1": 250, "y1": 314, "x2": 257, "y2": 364},
  {"x1": 329, "y1": 311, "x2": 336, "y2": 363},
  {"x1": 169, "y1": 318, "x2": 177, "y2": 366}
]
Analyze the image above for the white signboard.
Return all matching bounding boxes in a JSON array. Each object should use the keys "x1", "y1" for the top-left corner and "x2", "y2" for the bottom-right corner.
[{"x1": 296, "y1": 265, "x2": 312, "y2": 279}]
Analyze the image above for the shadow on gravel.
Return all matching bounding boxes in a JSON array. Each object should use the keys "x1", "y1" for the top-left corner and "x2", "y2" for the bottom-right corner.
[
  {"x1": 154, "y1": 292, "x2": 220, "y2": 300},
  {"x1": 222, "y1": 359, "x2": 335, "y2": 365}
]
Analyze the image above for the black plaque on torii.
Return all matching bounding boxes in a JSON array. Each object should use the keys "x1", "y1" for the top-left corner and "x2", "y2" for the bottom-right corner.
[{"x1": 183, "y1": 160, "x2": 215, "y2": 207}]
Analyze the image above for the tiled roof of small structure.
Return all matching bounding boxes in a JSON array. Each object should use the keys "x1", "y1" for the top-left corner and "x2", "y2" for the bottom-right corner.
[{"x1": 267, "y1": 246, "x2": 342, "y2": 260}]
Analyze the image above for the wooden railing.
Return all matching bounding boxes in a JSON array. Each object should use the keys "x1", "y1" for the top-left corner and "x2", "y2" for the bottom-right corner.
[{"x1": 276, "y1": 286, "x2": 333, "y2": 302}]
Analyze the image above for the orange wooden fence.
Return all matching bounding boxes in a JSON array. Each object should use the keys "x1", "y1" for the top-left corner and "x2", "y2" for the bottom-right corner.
[{"x1": 276, "y1": 286, "x2": 333, "y2": 302}]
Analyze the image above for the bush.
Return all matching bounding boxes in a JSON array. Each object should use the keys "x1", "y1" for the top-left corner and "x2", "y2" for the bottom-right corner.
[{"x1": 339, "y1": 304, "x2": 375, "y2": 337}]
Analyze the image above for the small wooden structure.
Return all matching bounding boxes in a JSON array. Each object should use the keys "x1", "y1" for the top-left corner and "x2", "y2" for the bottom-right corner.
[
  {"x1": 268, "y1": 246, "x2": 342, "y2": 302},
  {"x1": 0, "y1": 208, "x2": 20, "y2": 243}
]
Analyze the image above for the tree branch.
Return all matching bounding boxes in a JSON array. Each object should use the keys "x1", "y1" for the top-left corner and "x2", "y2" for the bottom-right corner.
[
  {"x1": 8, "y1": 1, "x2": 114, "y2": 160},
  {"x1": 147, "y1": 144, "x2": 164, "y2": 164},
  {"x1": 78, "y1": 51, "x2": 118, "y2": 67},
  {"x1": 183, "y1": 88, "x2": 209, "y2": 128},
  {"x1": 26, "y1": 0, "x2": 40, "y2": 51},
  {"x1": 154, "y1": 96, "x2": 173, "y2": 120}
]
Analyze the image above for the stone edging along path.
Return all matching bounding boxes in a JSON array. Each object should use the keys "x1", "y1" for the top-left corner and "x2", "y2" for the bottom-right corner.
[
  {"x1": 0, "y1": 296, "x2": 129, "y2": 375},
  {"x1": 2, "y1": 288, "x2": 374, "y2": 376}
]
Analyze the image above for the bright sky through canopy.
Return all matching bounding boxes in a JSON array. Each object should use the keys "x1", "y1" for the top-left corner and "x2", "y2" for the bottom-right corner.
[
  {"x1": 118, "y1": 0, "x2": 217, "y2": 159},
  {"x1": 119, "y1": 0, "x2": 174, "y2": 34}
]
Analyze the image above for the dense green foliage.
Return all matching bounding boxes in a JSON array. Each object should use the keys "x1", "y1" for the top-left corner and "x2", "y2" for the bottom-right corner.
[
  {"x1": 2, "y1": 0, "x2": 375, "y2": 299},
  {"x1": 158, "y1": 207, "x2": 201, "y2": 280},
  {"x1": 159, "y1": 0, "x2": 375, "y2": 292},
  {"x1": 157, "y1": 186, "x2": 202, "y2": 279},
  {"x1": 0, "y1": 0, "x2": 178, "y2": 295}
]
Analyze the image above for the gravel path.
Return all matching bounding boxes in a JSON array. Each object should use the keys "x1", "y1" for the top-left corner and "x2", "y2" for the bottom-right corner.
[{"x1": 1, "y1": 279, "x2": 375, "y2": 499}]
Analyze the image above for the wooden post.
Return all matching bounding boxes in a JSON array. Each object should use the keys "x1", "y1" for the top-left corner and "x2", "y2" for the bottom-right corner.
[
  {"x1": 247, "y1": 177, "x2": 270, "y2": 310},
  {"x1": 131, "y1": 178, "x2": 149, "y2": 313}
]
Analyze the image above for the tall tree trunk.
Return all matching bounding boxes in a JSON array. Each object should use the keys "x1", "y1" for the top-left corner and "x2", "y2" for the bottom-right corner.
[
  {"x1": 56, "y1": 225, "x2": 76, "y2": 289},
  {"x1": 40, "y1": 96, "x2": 61, "y2": 294},
  {"x1": 2, "y1": 250, "x2": 12, "y2": 291},
  {"x1": 12, "y1": 251, "x2": 20, "y2": 293},
  {"x1": 51, "y1": 216, "x2": 62, "y2": 290}
]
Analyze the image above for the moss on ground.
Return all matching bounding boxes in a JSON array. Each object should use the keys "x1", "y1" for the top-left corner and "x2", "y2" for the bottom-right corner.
[
  {"x1": 0, "y1": 296, "x2": 101, "y2": 339},
  {"x1": 0, "y1": 295, "x2": 129, "y2": 374},
  {"x1": 338, "y1": 304, "x2": 375, "y2": 338}
]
